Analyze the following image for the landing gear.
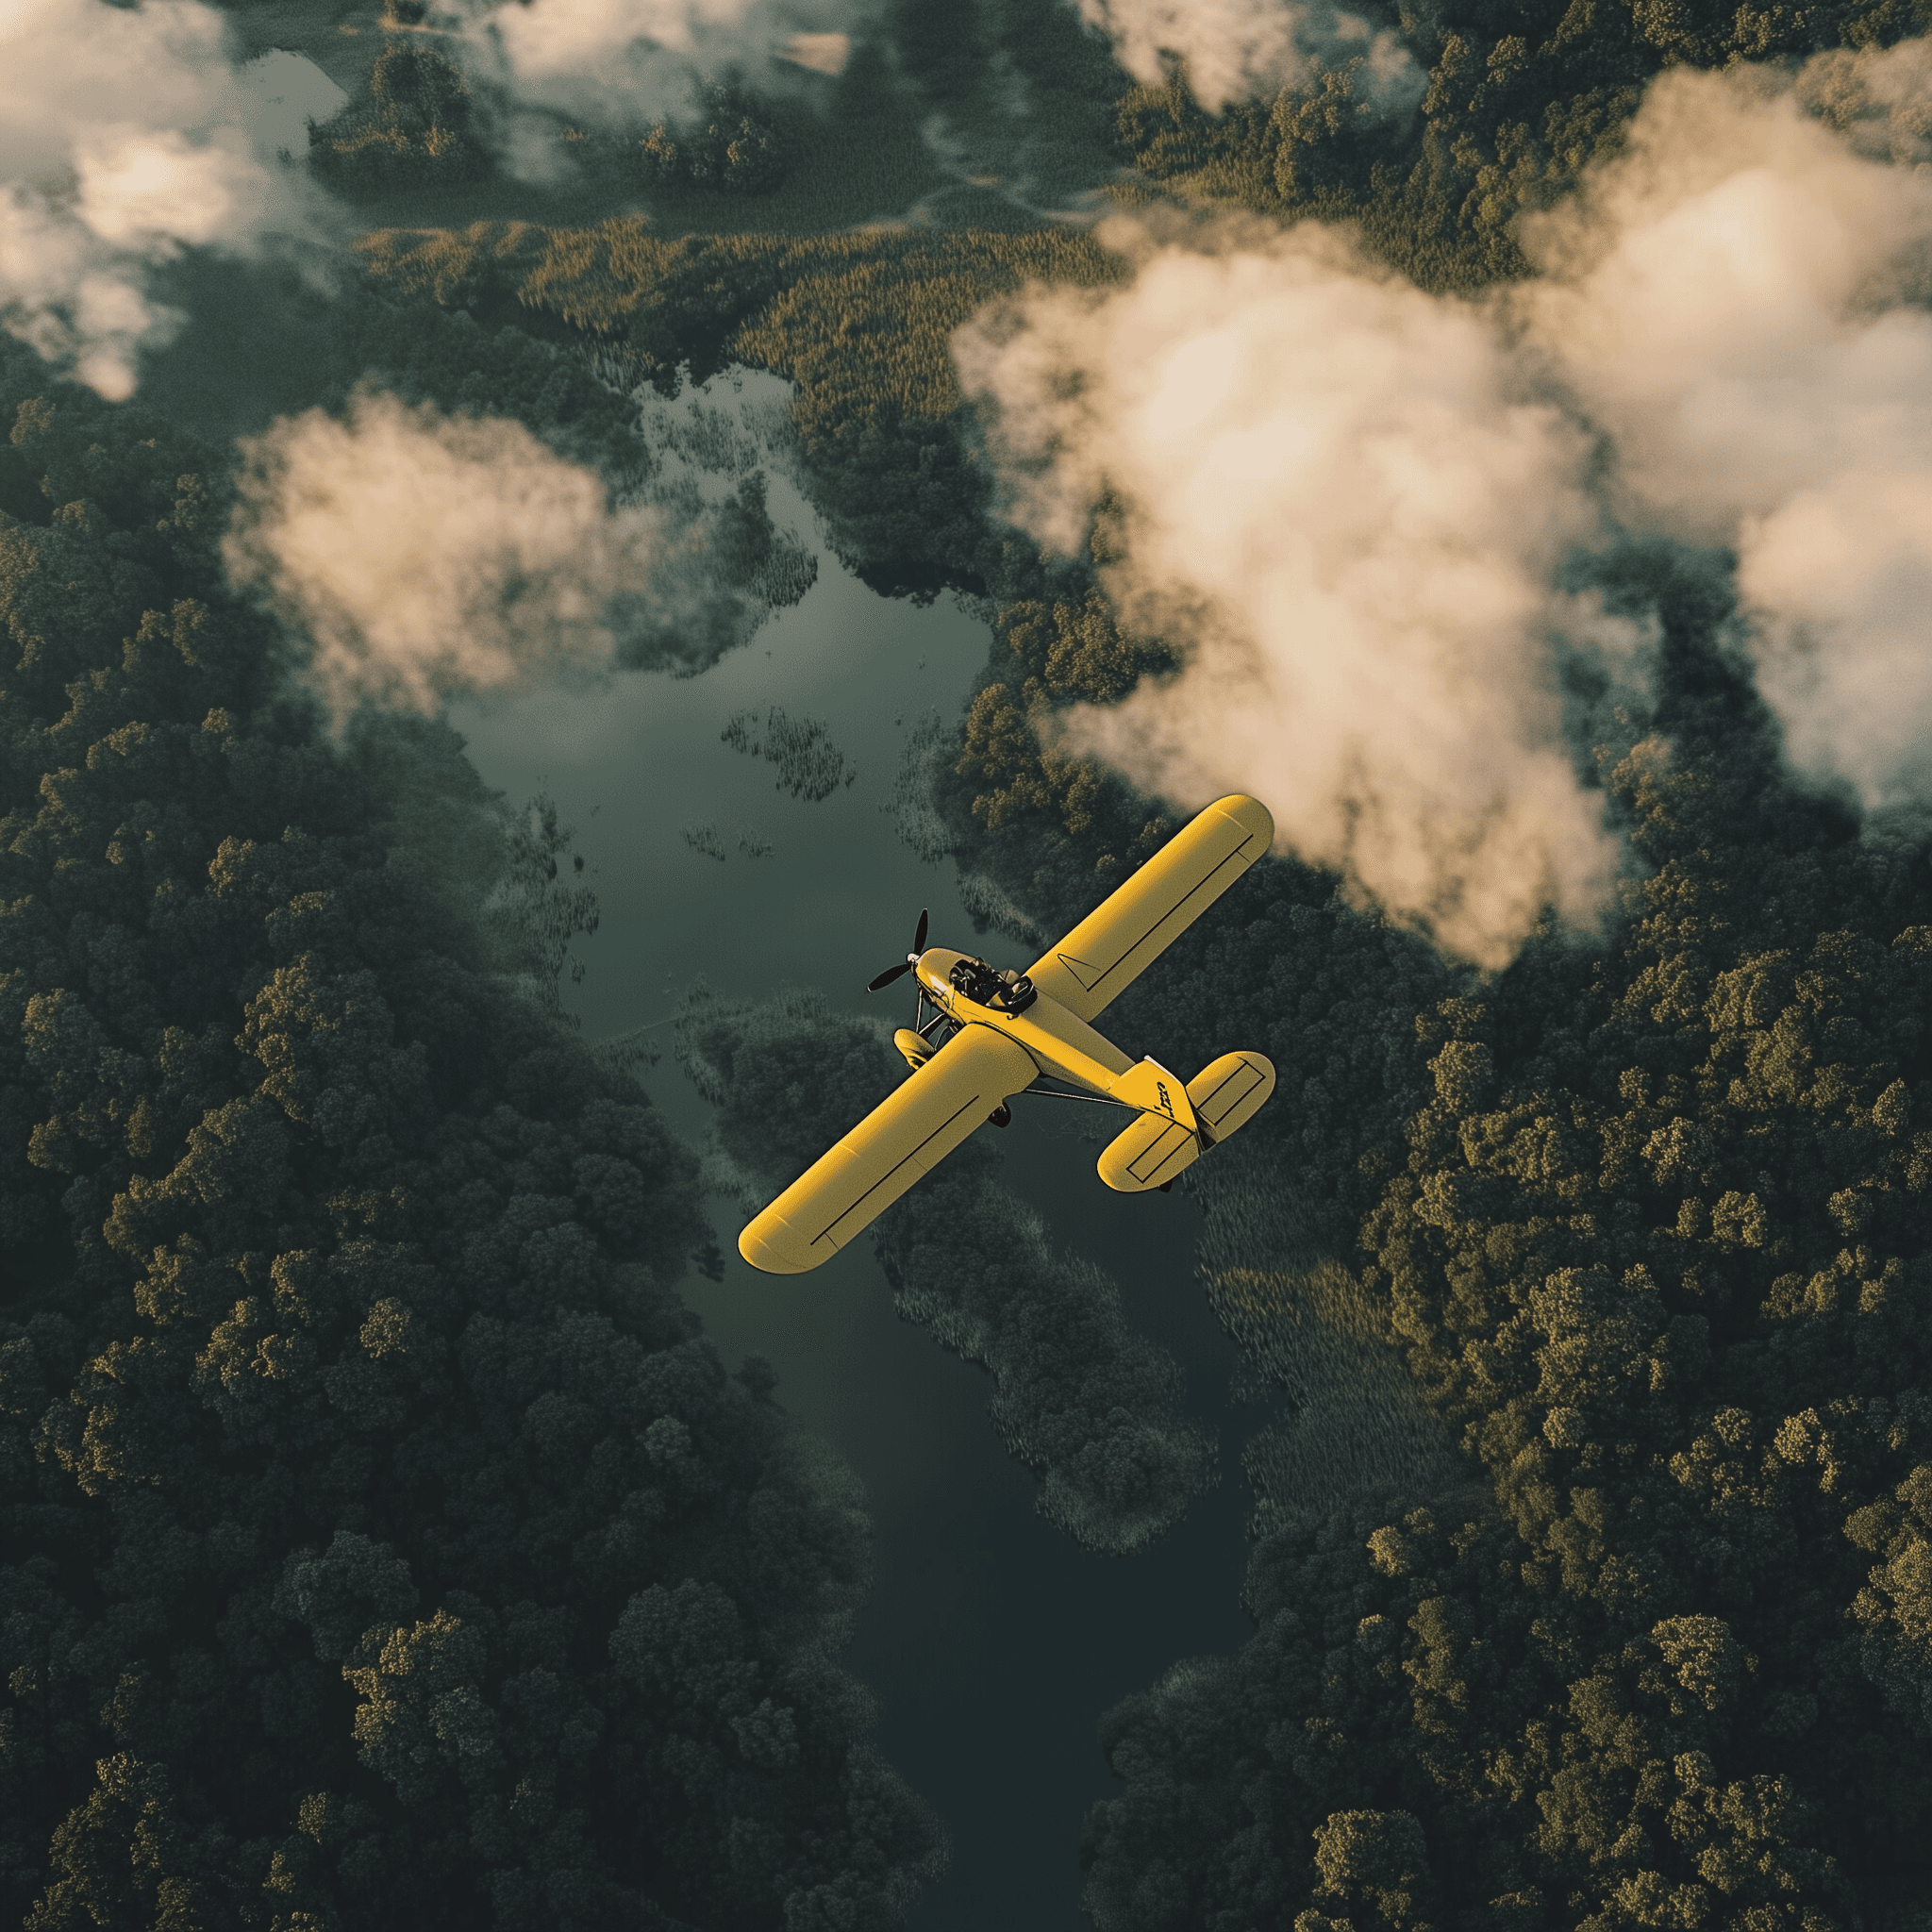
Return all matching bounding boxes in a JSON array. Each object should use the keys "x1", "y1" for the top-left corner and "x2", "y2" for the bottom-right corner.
[
  {"x1": 1158, "y1": 1180, "x2": 1173, "y2": 1192},
  {"x1": 989, "y1": 1104, "x2": 1012, "y2": 1128}
]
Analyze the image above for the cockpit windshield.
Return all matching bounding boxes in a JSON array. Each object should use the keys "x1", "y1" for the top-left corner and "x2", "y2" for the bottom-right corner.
[
  {"x1": 947, "y1": 958, "x2": 1037, "y2": 1012},
  {"x1": 949, "y1": 957, "x2": 1000, "y2": 1004}
]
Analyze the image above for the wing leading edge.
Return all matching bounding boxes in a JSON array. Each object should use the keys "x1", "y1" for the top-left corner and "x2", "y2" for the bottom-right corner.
[
  {"x1": 1025, "y1": 794, "x2": 1274, "y2": 1023},
  {"x1": 737, "y1": 1024, "x2": 1040, "y2": 1274}
]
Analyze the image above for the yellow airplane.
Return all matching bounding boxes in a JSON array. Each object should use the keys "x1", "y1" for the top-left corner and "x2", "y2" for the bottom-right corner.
[{"x1": 737, "y1": 793, "x2": 1277, "y2": 1274}]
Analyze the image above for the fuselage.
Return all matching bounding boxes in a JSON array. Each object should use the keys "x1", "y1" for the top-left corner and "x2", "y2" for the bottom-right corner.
[{"x1": 914, "y1": 947, "x2": 1135, "y2": 1095}]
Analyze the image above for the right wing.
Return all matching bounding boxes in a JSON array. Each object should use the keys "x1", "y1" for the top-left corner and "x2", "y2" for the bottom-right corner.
[
  {"x1": 1026, "y1": 794, "x2": 1274, "y2": 1023},
  {"x1": 737, "y1": 1024, "x2": 1040, "y2": 1274}
]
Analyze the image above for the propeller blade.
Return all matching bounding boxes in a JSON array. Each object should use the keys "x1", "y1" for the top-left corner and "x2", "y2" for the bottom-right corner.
[
  {"x1": 868, "y1": 959, "x2": 914, "y2": 992},
  {"x1": 913, "y1": 908, "x2": 928, "y2": 953}
]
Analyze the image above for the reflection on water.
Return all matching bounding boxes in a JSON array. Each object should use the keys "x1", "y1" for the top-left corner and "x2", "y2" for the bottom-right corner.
[
  {"x1": 450, "y1": 388, "x2": 1253, "y2": 1928},
  {"x1": 236, "y1": 51, "x2": 348, "y2": 154}
]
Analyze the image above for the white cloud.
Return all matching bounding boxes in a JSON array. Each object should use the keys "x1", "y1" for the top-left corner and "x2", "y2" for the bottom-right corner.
[
  {"x1": 225, "y1": 382, "x2": 817, "y2": 721},
  {"x1": 487, "y1": 0, "x2": 758, "y2": 78},
  {"x1": 0, "y1": 0, "x2": 332, "y2": 399},
  {"x1": 1738, "y1": 475, "x2": 1932, "y2": 802},
  {"x1": 1074, "y1": 0, "x2": 1420, "y2": 116},
  {"x1": 1517, "y1": 50, "x2": 1932, "y2": 808},
  {"x1": 778, "y1": 31, "x2": 849, "y2": 75},
  {"x1": 459, "y1": 0, "x2": 859, "y2": 138},
  {"x1": 957, "y1": 216, "x2": 1630, "y2": 970},
  {"x1": 225, "y1": 391, "x2": 667, "y2": 720},
  {"x1": 958, "y1": 41, "x2": 1932, "y2": 963}
]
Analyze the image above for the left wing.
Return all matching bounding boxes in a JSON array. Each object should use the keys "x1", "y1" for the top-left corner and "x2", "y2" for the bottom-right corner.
[
  {"x1": 737, "y1": 1024, "x2": 1040, "y2": 1274},
  {"x1": 1025, "y1": 793, "x2": 1274, "y2": 1023}
]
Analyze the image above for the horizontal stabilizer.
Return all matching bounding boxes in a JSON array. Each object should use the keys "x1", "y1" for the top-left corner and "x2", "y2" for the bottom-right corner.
[
  {"x1": 1097, "y1": 1109, "x2": 1200, "y2": 1193},
  {"x1": 1187, "y1": 1050, "x2": 1275, "y2": 1142},
  {"x1": 1095, "y1": 1050, "x2": 1276, "y2": 1194}
]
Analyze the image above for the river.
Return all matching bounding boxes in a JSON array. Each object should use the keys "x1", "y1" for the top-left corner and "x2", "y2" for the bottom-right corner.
[{"x1": 448, "y1": 378, "x2": 1257, "y2": 1928}]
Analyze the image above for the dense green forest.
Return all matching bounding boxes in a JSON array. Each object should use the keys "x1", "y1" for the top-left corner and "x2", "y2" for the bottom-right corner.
[
  {"x1": 1035, "y1": 564, "x2": 1932, "y2": 1926},
  {"x1": 7, "y1": 0, "x2": 1932, "y2": 1921},
  {"x1": 0, "y1": 348, "x2": 942, "y2": 1928},
  {"x1": 1105, "y1": 0, "x2": 1932, "y2": 290},
  {"x1": 357, "y1": 218, "x2": 1122, "y2": 600}
]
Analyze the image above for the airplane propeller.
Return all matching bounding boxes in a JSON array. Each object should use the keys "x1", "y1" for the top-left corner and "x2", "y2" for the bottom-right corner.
[{"x1": 866, "y1": 908, "x2": 929, "y2": 992}]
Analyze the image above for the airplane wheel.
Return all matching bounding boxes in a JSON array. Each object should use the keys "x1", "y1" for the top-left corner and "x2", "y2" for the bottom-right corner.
[
  {"x1": 1158, "y1": 1180, "x2": 1173, "y2": 1192},
  {"x1": 989, "y1": 1104, "x2": 1012, "y2": 1128}
]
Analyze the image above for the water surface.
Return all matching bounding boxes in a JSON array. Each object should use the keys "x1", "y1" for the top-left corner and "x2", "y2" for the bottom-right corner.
[{"x1": 451, "y1": 421, "x2": 1256, "y2": 1928}]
